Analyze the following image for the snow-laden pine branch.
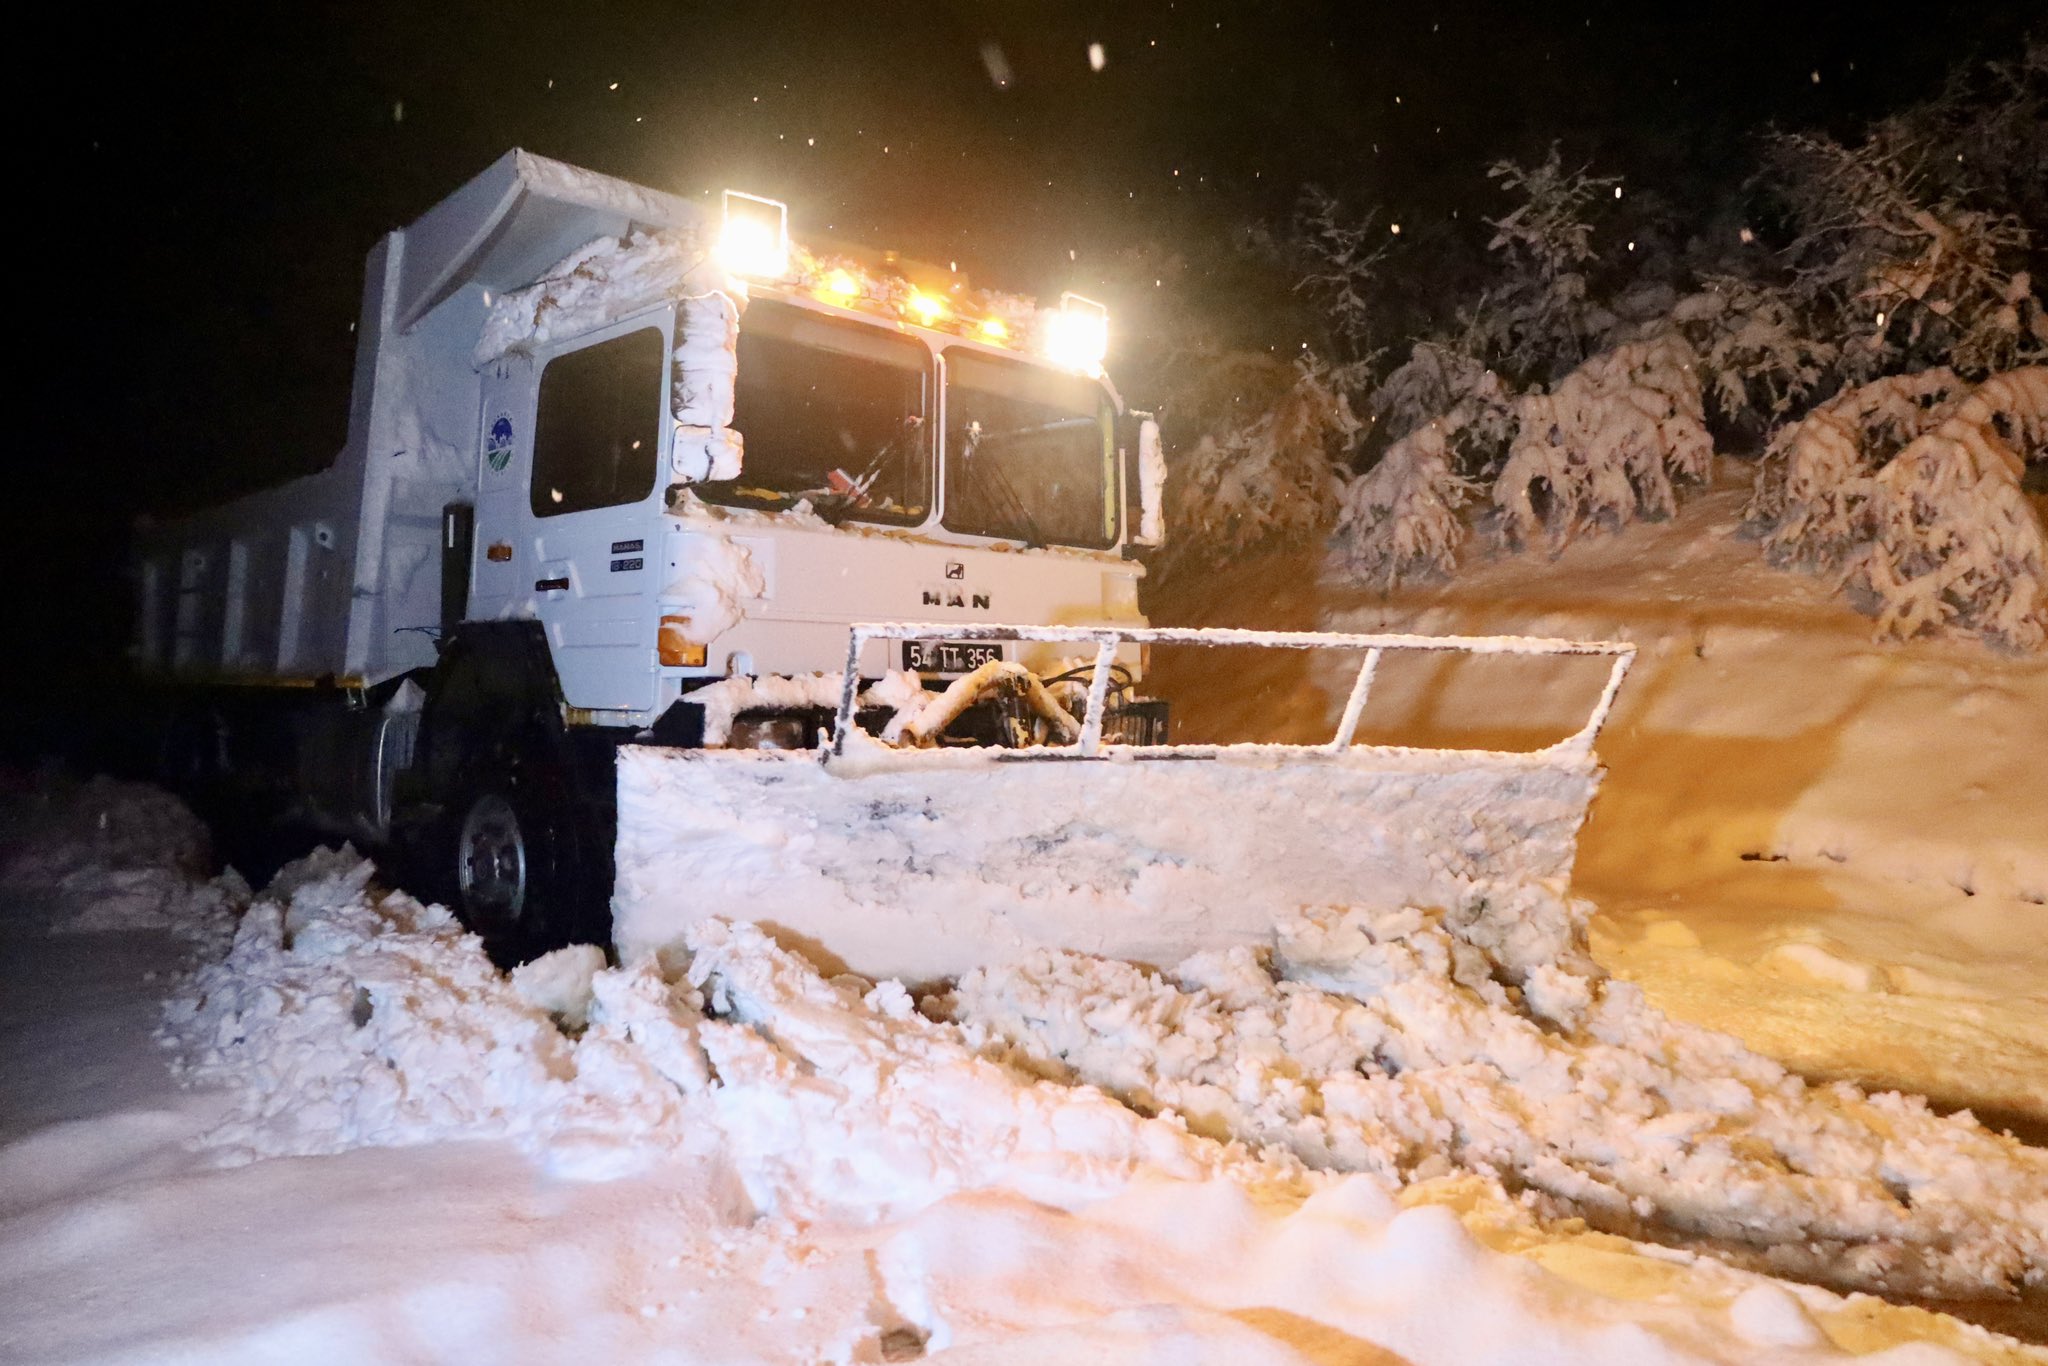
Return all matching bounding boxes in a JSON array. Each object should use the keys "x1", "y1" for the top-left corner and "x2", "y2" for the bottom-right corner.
[
  {"x1": 1163, "y1": 358, "x2": 1353, "y2": 565},
  {"x1": 1751, "y1": 366, "x2": 2048, "y2": 650},
  {"x1": 1494, "y1": 330, "x2": 1714, "y2": 551}
]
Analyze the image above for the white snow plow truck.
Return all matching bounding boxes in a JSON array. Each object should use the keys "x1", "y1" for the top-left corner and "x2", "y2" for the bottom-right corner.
[{"x1": 135, "y1": 150, "x2": 1635, "y2": 975}]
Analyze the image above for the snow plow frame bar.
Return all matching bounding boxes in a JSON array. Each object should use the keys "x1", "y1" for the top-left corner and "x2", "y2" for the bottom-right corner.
[{"x1": 834, "y1": 623, "x2": 1636, "y2": 761}]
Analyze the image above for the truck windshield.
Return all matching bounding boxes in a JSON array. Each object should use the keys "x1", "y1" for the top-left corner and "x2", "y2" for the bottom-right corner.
[
  {"x1": 942, "y1": 350, "x2": 1116, "y2": 549},
  {"x1": 701, "y1": 299, "x2": 931, "y2": 525}
]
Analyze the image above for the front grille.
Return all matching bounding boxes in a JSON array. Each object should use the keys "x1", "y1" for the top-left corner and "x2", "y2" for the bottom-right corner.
[{"x1": 1099, "y1": 699, "x2": 1170, "y2": 747}]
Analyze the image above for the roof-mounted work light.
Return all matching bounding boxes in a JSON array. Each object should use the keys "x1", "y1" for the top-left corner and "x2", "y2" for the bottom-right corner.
[
  {"x1": 1044, "y1": 292, "x2": 1109, "y2": 373},
  {"x1": 718, "y1": 190, "x2": 790, "y2": 280}
]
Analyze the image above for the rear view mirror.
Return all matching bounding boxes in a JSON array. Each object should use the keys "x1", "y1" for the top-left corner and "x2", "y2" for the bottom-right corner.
[
  {"x1": 1133, "y1": 415, "x2": 1164, "y2": 546},
  {"x1": 671, "y1": 296, "x2": 743, "y2": 484}
]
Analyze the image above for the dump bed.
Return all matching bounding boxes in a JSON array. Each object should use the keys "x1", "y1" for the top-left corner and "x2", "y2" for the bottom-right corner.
[{"x1": 132, "y1": 151, "x2": 702, "y2": 688}]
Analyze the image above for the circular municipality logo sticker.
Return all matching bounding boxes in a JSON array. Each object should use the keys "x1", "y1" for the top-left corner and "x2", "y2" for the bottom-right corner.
[{"x1": 485, "y1": 414, "x2": 516, "y2": 472}]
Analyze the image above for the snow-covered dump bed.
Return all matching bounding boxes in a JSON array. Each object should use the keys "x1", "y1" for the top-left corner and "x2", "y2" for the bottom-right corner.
[{"x1": 131, "y1": 150, "x2": 704, "y2": 689}]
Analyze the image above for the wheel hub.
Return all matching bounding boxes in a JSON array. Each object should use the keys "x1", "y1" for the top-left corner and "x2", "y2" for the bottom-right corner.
[{"x1": 457, "y1": 794, "x2": 527, "y2": 920}]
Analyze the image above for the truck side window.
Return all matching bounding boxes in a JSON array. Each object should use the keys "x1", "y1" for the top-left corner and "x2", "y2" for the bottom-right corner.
[
  {"x1": 942, "y1": 350, "x2": 1116, "y2": 549},
  {"x1": 703, "y1": 299, "x2": 931, "y2": 526},
  {"x1": 530, "y1": 327, "x2": 664, "y2": 518}
]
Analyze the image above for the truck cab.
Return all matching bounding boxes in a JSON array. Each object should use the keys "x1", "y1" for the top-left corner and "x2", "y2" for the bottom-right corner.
[
  {"x1": 466, "y1": 264, "x2": 1154, "y2": 731},
  {"x1": 132, "y1": 150, "x2": 1164, "y2": 962}
]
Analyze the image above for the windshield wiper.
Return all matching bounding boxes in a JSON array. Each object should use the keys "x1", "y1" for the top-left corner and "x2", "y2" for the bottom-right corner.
[
  {"x1": 959, "y1": 423, "x2": 1049, "y2": 548},
  {"x1": 813, "y1": 416, "x2": 923, "y2": 526}
]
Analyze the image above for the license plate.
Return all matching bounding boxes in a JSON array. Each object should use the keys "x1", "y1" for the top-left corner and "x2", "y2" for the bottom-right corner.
[{"x1": 903, "y1": 639, "x2": 1003, "y2": 674}]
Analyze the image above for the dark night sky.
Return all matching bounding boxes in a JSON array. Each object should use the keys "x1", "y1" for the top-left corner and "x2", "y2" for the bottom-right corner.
[{"x1": 13, "y1": 0, "x2": 2036, "y2": 710}]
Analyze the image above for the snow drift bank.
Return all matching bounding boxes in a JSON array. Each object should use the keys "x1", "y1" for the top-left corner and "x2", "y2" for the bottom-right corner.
[
  {"x1": 0, "y1": 775, "x2": 246, "y2": 945},
  {"x1": 164, "y1": 843, "x2": 2046, "y2": 1318},
  {"x1": 948, "y1": 910, "x2": 2048, "y2": 1301},
  {"x1": 162, "y1": 845, "x2": 1247, "y2": 1207}
]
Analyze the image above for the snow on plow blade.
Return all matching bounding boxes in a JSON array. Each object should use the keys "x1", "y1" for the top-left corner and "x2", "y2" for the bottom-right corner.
[{"x1": 613, "y1": 625, "x2": 1634, "y2": 984}]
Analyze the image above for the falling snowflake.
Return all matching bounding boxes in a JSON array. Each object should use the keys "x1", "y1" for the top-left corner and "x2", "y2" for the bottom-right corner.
[{"x1": 980, "y1": 42, "x2": 1013, "y2": 89}]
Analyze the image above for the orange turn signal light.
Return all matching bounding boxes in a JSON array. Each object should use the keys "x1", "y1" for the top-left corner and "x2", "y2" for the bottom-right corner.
[{"x1": 659, "y1": 616, "x2": 708, "y2": 668}]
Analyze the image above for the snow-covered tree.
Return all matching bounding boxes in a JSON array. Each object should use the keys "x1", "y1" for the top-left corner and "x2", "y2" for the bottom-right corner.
[
  {"x1": 1762, "y1": 58, "x2": 2045, "y2": 385},
  {"x1": 1164, "y1": 355, "x2": 1355, "y2": 565},
  {"x1": 1323, "y1": 151, "x2": 1679, "y2": 584},
  {"x1": 1242, "y1": 43, "x2": 2043, "y2": 634},
  {"x1": 1746, "y1": 368, "x2": 1963, "y2": 570},
  {"x1": 1331, "y1": 345, "x2": 1512, "y2": 587},
  {"x1": 1328, "y1": 404, "x2": 1485, "y2": 589},
  {"x1": 1366, "y1": 334, "x2": 1503, "y2": 452},
  {"x1": 1493, "y1": 329, "x2": 1713, "y2": 550},
  {"x1": 1477, "y1": 147, "x2": 1623, "y2": 384},
  {"x1": 1858, "y1": 367, "x2": 2048, "y2": 648},
  {"x1": 1729, "y1": 45, "x2": 2048, "y2": 648},
  {"x1": 1671, "y1": 279, "x2": 1839, "y2": 428},
  {"x1": 1750, "y1": 367, "x2": 2048, "y2": 649}
]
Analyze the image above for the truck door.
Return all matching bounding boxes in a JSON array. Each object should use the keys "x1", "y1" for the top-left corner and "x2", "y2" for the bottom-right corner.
[
  {"x1": 473, "y1": 315, "x2": 670, "y2": 716},
  {"x1": 470, "y1": 353, "x2": 534, "y2": 623}
]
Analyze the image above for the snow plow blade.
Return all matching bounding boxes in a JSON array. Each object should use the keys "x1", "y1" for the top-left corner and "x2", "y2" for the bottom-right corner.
[{"x1": 613, "y1": 625, "x2": 1634, "y2": 984}]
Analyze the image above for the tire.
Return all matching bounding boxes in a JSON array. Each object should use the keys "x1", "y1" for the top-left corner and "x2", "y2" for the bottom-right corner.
[
  {"x1": 158, "y1": 702, "x2": 228, "y2": 795},
  {"x1": 443, "y1": 744, "x2": 596, "y2": 968}
]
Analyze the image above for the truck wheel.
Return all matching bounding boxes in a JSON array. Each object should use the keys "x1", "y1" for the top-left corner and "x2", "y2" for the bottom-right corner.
[
  {"x1": 159, "y1": 702, "x2": 228, "y2": 794},
  {"x1": 446, "y1": 756, "x2": 587, "y2": 967},
  {"x1": 456, "y1": 793, "x2": 530, "y2": 928}
]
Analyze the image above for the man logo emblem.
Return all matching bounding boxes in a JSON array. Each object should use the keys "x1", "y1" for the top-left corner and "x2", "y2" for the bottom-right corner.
[
  {"x1": 944, "y1": 561, "x2": 965, "y2": 579},
  {"x1": 485, "y1": 414, "x2": 516, "y2": 472}
]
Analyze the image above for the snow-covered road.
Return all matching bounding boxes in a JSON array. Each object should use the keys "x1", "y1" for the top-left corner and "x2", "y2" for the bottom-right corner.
[{"x1": 3, "y1": 770, "x2": 2044, "y2": 1361}]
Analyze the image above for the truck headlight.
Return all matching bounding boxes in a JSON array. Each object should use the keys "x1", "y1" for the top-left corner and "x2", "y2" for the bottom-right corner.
[
  {"x1": 1043, "y1": 292, "x2": 1108, "y2": 373},
  {"x1": 718, "y1": 190, "x2": 790, "y2": 280}
]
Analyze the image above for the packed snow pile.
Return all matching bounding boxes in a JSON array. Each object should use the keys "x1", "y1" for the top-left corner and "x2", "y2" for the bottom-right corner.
[
  {"x1": 161, "y1": 846, "x2": 1260, "y2": 1202},
  {"x1": 164, "y1": 842, "x2": 2048, "y2": 1317},
  {"x1": 164, "y1": 847, "x2": 704, "y2": 1162},
  {"x1": 32, "y1": 837, "x2": 2016, "y2": 1363},
  {"x1": 684, "y1": 916, "x2": 1278, "y2": 1225},
  {"x1": 946, "y1": 901, "x2": 2048, "y2": 1301},
  {"x1": 0, "y1": 775, "x2": 247, "y2": 945}
]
